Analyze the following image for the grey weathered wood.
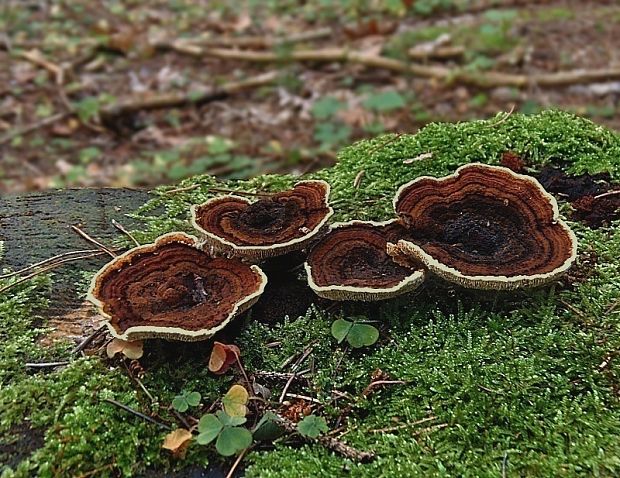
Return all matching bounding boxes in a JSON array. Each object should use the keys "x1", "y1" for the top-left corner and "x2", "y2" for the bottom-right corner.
[{"x1": 0, "y1": 188, "x2": 151, "y2": 317}]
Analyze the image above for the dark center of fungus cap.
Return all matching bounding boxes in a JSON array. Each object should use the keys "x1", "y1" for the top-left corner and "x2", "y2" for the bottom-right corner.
[
  {"x1": 393, "y1": 163, "x2": 577, "y2": 289},
  {"x1": 305, "y1": 221, "x2": 425, "y2": 301},
  {"x1": 87, "y1": 233, "x2": 266, "y2": 341},
  {"x1": 191, "y1": 180, "x2": 333, "y2": 260}
]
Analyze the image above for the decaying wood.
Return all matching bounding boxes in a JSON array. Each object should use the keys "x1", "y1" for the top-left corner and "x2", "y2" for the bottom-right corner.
[{"x1": 0, "y1": 188, "x2": 150, "y2": 319}]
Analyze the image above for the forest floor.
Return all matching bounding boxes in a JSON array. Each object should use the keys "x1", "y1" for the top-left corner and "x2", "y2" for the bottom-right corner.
[{"x1": 1, "y1": 0, "x2": 620, "y2": 192}]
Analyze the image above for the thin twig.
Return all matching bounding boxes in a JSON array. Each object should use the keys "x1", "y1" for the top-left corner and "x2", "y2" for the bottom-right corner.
[
  {"x1": 353, "y1": 170, "x2": 365, "y2": 189},
  {"x1": 15, "y1": 49, "x2": 65, "y2": 84},
  {"x1": 25, "y1": 361, "x2": 70, "y2": 368},
  {"x1": 594, "y1": 189, "x2": 620, "y2": 200},
  {"x1": 412, "y1": 423, "x2": 448, "y2": 436},
  {"x1": 235, "y1": 355, "x2": 253, "y2": 397},
  {"x1": 171, "y1": 409, "x2": 191, "y2": 430},
  {"x1": 225, "y1": 446, "x2": 250, "y2": 478},
  {"x1": 209, "y1": 187, "x2": 273, "y2": 197},
  {"x1": 71, "y1": 225, "x2": 116, "y2": 258},
  {"x1": 284, "y1": 393, "x2": 322, "y2": 404},
  {"x1": 122, "y1": 360, "x2": 155, "y2": 403},
  {"x1": 162, "y1": 184, "x2": 200, "y2": 195},
  {"x1": 361, "y1": 379, "x2": 407, "y2": 397},
  {"x1": 0, "y1": 249, "x2": 102, "y2": 279},
  {"x1": 169, "y1": 27, "x2": 331, "y2": 50},
  {"x1": 72, "y1": 325, "x2": 107, "y2": 355},
  {"x1": 559, "y1": 298, "x2": 587, "y2": 318},
  {"x1": 112, "y1": 219, "x2": 140, "y2": 247},
  {"x1": 0, "y1": 253, "x2": 104, "y2": 294},
  {"x1": 253, "y1": 370, "x2": 309, "y2": 380},
  {"x1": 279, "y1": 372, "x2": 298, "y2": 404},
  {"x1": 486, "y1": 104, "x2": 515, "y2": 128},
  {"x1": 366, "y1": 133, "x2": 403, "y2": 157},
  {"x1": 103, "y1": 398, "x2": 171, "y2": 430}
]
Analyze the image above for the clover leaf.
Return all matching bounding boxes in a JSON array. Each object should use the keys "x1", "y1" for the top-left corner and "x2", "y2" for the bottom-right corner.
[
  {"x1": 297, "y1": 414, "x2": 328, "y2": 439},
  {"x1": 196, "y1": 411, "x2": 252, "y2": 456},
  {"x1": 331, "y1": 317, "x2": 379, "y2": 348},
  {"x1": 171, "y1": 390, "x2": 201, "y2": 412}
]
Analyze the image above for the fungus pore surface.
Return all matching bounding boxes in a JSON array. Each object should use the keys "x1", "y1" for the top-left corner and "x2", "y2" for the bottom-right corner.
[
  {"x1": 191, "y1": 180, "x2": 333, "y2": 259},
  {"x1": 305, "y1": 220, "x2": 425, "y2": 301},
  {"x1": 392, "y1": 163, "x2": 577, "y2": 289},
  {"x1": 87, "y1": 233, "x2": 266, "y2": 341}
]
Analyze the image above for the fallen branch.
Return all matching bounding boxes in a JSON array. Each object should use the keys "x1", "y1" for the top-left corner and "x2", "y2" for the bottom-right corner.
[
  {"x1": 408, "y1": 45, "x2": 465, "y2": 61},
  {"x1": 166, "y1": 27, "x2": 331, "y2": 50},
  {"x1": 164, "y1": 46, "x2": 620, "y2": 89},
  {"x1": 278, "y1": 415, "x2": 375, "y2": 462},
  {"x1": 99, "y1": 71, "x2": 278, "y2": 121},
  {"x1": 14, "y1": 49, "x2": 65, "y2": 84},
  {"x1": 0, "y1": 112, "x2": 69, "y2": 146}
]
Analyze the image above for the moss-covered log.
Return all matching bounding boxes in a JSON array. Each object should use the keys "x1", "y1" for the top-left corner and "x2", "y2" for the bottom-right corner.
[{"x1": 2, "y1": 111, "x2": 620, "y2": 478}]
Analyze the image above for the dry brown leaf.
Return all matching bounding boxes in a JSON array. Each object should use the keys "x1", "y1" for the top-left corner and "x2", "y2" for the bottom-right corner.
[
  {"x1": 208, "y1": 342, "x2": 240, "y2": 375},
  {"x1": 162, "y1": 428, "x2": 192, "y2": 458},
  {"x1": 234, "y1": 12, "x2": 252, "y2": 32},
  {"x1": 106, "y1": 338, "x2": 144, "y2": 359}
]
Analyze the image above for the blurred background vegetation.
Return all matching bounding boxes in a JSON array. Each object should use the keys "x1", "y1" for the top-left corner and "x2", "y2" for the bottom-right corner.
[{"x1": 1, "y1": 0, "x2": 618, "y2": 193}]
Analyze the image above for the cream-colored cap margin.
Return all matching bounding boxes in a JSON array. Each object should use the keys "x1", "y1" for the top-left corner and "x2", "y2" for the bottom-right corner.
[
  {"x1": 305, "y1": 219, "x2": 426, "y2": 301},
  {"x1": 86, "y1": 232, "x2": 268, "y2": 342},
  {"x1": 391, "y1": 163, "x2": 578, "y2": 290},
  {"x1": 190, "y1": 180, "x2": 334, "y2": 261}
]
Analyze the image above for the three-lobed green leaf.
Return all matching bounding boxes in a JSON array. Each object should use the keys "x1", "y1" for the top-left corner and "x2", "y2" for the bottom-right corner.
[
  {"x1": 331, "y1": 318, "x2": 353, "y2": 344},
  {"x1": 331, "y1": 318, "x2": 379, "y2": 348},
  {"x1": 172, "y1": 390, "x2": 201, "y2": 412},
  {"x1": 197, "y1": 411, "x2": 251, "y2": 455},
  {"x1": 297, "y1": 415, "x2": 328, "y2": 439},
  {"x1": 346, "y1": 323, "x2": 379, "y2": 348},
  {"x1": 216, "y1": 427, "x2": 253, "y2": 456},
  {"x1": 196, "y1": 414, "x2": 222, "y2": 445}
]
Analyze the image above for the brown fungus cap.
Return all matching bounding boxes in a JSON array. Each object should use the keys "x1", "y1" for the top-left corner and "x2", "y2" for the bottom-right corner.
[
  {"x1": 191, "y1": 180, "x2": 333, "y2": 260},
  {"x1": 392, "y1": 163, "x2": 578, "y2": 290},
  {"x1": 305, "y1": 220, "x2": 426, "y2": 301},
  {"x1": 87, "y1": 232, "x2": 267, "y2": 341}
]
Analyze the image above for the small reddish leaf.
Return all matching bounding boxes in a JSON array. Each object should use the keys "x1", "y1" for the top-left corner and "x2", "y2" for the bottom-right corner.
[
  {"x1": 208, "y1": 342, "x2": 240, "y2": 375},
  {"x1": 162, "y1": 428, "x2": 192, "y2": 458}
]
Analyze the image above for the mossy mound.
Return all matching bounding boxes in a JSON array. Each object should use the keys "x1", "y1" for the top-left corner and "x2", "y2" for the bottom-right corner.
[{"x1": 2, "y1": 110, "x2": 619, "y2": 477}]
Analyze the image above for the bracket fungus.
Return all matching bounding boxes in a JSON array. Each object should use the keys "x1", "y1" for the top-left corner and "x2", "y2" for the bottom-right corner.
[
  {"x1": 191, "y1": 180, "x2": 333, "y2": 260},
  {"x1": 391, "y1": 163, "x2": 578, "y2": 290},
  {"x1": 305, "y1": 220, "x2": 426, "y2": 301},
  {"x1": 87, "y1": 232, "x2": 267, "y2": 341}
]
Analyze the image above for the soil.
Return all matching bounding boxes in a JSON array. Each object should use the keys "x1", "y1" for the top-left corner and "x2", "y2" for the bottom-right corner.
[
  {"x1": 0, "y1": 423, "x2": 45, "y2": 470},
  {"x1": 535, "y1": 166, "x2": 611, "y2": 201},
  {"x1": 533, "y1": 166, "x2": 620, "y2": 227},
  {"x1": 250, "y1": 270, "x2": 318, "y2": 325}
]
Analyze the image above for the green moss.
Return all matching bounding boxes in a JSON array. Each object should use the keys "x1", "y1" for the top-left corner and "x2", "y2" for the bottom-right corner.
[{"x1": 2, "y1": 110, "x2": 620, "y2": 477}]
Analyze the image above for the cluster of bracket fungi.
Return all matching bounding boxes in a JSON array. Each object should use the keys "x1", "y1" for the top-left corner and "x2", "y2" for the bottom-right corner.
[{"x1": 88, "y1": 163, "x2": 578, "y2": 342}]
